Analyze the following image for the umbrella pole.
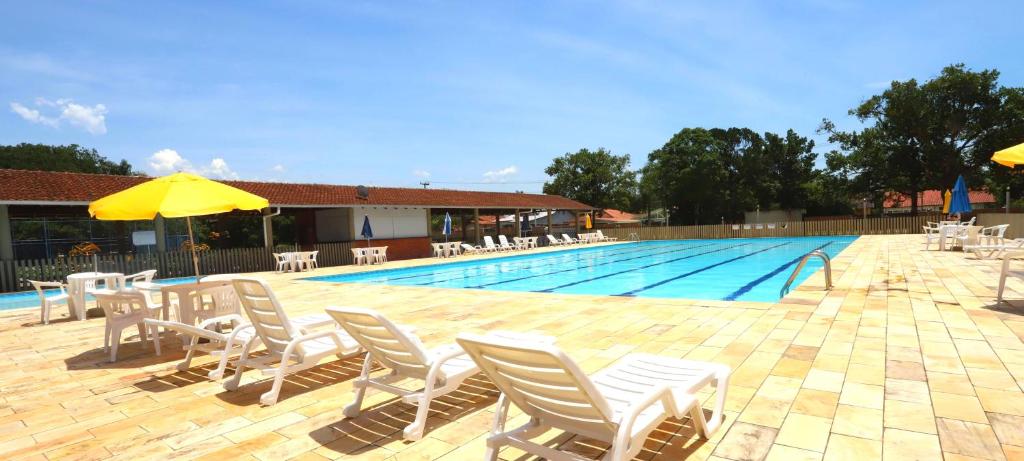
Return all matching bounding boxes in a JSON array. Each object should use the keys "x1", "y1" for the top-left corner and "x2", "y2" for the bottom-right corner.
[{"x1": 186, "y1": 216, "x2": 201, "y2": 283}]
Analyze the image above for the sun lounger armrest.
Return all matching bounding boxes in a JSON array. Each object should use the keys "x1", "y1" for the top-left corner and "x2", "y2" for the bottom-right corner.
[
  {"x1": 196, "y1": 314, "x2": 246, "y2": 330},
  {"x1": 615, "y1": 384, "x2": 692, "y2": 446},
  {"x1": 281, "y1": 330, "x2": 350, "y2": 363},
  {"x1": 145, "y1": 319, "x2": 227, "y2": 343}
]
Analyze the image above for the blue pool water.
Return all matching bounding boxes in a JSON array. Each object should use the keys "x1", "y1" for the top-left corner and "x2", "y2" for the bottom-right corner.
[
  {"x1": 0, "y1": 276, "x2": 196, "y2": 311},
  {"x1": 304, "y1": 236, "x2": 856, "y2": 302}
]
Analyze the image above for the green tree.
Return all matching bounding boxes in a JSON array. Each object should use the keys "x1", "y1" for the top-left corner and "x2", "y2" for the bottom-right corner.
[
  {"x1": 645, "y1": 128, "x2": 731, "y2": 224},
  {"x1": 764, "y1": 129, "x2": 817, "y2": 213},
  {"x1": 823, "y1": 64, "x2": 1024, "y2": 214},
  {"x1": 0, "y1": 143, "x2": 135, "y2": 175},
  {"x1": 543, "y1": 148, "x2": 638, "y2": 210}
]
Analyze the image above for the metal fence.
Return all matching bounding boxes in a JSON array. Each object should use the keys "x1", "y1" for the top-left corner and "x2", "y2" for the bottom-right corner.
[{"x1": 0, "y1": 241, "x2": 358, "y2": 293}]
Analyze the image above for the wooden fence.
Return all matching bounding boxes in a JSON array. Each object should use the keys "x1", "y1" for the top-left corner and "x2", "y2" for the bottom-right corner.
[
  {"x1": 598, "y1": 214, "x2": 942, "y2": 241},
  {"x1": 0, "y1": 241, "x2": 361, "y2": 293}
]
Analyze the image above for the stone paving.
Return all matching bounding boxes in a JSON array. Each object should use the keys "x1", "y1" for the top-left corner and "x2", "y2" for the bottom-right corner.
[{"x1": 0, "y1": 235, "x2": 1023, "y2": 460}]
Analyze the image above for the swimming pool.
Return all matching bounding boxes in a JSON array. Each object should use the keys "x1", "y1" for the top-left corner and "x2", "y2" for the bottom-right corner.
[
  {"x1": 304, "y1": 236, "x2": 856, "y2": 302},
  {"x1": 0, "y1": 276, "x2": 196, "y2": 311}
]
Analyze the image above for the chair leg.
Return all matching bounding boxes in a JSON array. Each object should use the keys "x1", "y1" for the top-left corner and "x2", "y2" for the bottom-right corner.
[
  {"x1": 150, "y1": 324, "x2": 161, "y2": 356},
  {"x1": 260, "y1": 363, "x2": 290, "y2": 406},
  {"x1": 41, "y1": 302, "x2": 49, "y2": 325},
  {"x1": 110, "y1": 327, "x2": 123, "y2": 362},
  {"x1": 177, "y1": 335, "x2": 203, "y2": 371},
  {"x1": 223, "y1": 340, "x2": 255, "y2": 391},
  {"x1": 343, "y1": 353, "x2": 373, "y2": 418},
  {"x1": 404, "y1": 377, "x2": 438, "y2": 441},
  {"x1": 484, "y1": 395, "x2": 512, "y2": 461},
  {"x1": 999, "y1": 256, "x2": 1010, "y2": 303}
]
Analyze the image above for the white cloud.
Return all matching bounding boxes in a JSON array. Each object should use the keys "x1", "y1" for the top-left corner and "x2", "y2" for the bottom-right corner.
[
  {"x1": 483, "y1": 165, "x2": 518, "y2": 183},
  {"x1": 60, "y1": 102, "x2": 107, "y2": 134},
  {"x1": 149, "y1": 149, "x2": 192, "y2": 173},
  {"x1": 413, "y1": 169, "x2": 431, "y2": 178},
  {"x1": 8, "y1": 98, "x2": 107, "y2": 134},
  {"x1": 271, "y1": 164, "x2": 286, "y2": 173},
  {"x1": 147, "y1": 149, "x2": 239, "y2": 180},
  {"x1": 10, "y1": 102, "x2": 58, "y2": 127},
  {"x1": 206, "y1": 158, "x2": 239, "y2": 180}
]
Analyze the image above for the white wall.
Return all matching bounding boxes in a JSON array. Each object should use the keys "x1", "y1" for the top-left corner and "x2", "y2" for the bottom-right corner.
[{"x1": 352, "y1": 206, "x2": 428, "y2": 239}]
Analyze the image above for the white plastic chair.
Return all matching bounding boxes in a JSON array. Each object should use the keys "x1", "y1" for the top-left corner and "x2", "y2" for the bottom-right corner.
[
  {"x1": 456, "y1": 333, "x2": 730, "y2": 461},
  {"x1": 324, "y1": 306, "x2": 482, "y2": 441},
  {"x1": 373, "y1": 246, "x2": 388, "y2": 264},
  {"x1": 273, "y1": 253, "x2": 290, "y2": 272},
  {"x1": 460, "y1": 243, "x2": 483, "y2": 255},
  {"x1": 561, "y1": 233, "x2": 581, "y2": 244},
  {"x1": 351, "y1": 248, "x2": 368, "y2": 265},
  {"x1": 497, "y1": 235, "x2": 516, "y2": 251},
  {"x1": 431, "y1": 243, "x2": 445, "y2": 258},
  {"x1": 225, "y1": 278, "x2": 362, "y2": 405},
  {"x1": 596, "y1": 230, "x2": 617, "y2": 242},
  {"x1": 923, "y1": 222, "x2": 942, "y2": 250},
  {"x1": 30, "y1": 280, "x2": 70, "y2": 325},
  {"x1": 309, "y1": 251, "x2": 319, "y2": 269},
  {"x1": 547, "y1": 234, "x2": 566, "y2": 246},
  {"x1": 93, "y1": 290, "x2": 163, "y2": 362},
  {"x1": 483, "y1": 236, "x2": 504, "y2": 252}
]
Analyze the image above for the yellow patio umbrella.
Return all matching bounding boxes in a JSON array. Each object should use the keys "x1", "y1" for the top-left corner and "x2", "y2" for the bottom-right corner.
[
  {"x1": 584, "y1": 213, "x2": 593, "y2": 229},
  {"x1": 992, "y1": 141, "x2": 1024, "y2": 167},
  {"x1": 942, "y1": 189, "x2": 952, "y2": 214},
  {"x1": 88, "y1": 172, "x2": 269, "y2": 281}
]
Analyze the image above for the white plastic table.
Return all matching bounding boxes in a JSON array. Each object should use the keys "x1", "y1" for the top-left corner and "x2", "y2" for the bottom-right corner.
[{"x1": 66, "y1": 272, "x2": 124, "y2": 320}]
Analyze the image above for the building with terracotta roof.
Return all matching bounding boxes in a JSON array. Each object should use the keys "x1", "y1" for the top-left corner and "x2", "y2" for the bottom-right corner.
[
  {"x1": 0, "y1": 169, "x2": 593, "y2": 260},
  {"x1": 882, "y1": 189, "x2": 997, "y2": 213}
]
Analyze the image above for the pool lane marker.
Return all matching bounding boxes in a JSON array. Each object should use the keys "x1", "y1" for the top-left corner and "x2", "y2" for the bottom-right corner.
[
  {"x1": 722, "y1": 241, "x2": 834, "y2": 301},
  {"x1": 374, "y1": 240, "x2": 688, "y2": 284},
  {"x1": 533, "y1": 243, "x2": 752, "y2": 293},
  {"x1": 464, "y1": 242, "x2": 720, "y2": 289},
  {"x1": 615, "y1": 242, "x2": 791, "y2": 297}
]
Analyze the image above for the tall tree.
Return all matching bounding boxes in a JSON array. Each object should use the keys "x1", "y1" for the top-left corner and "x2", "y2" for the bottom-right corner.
[
  {"x1": 0, "y1": 143, "x2": 135, "y2": 175},
  {"x1": 764, "y1": 129, "x2": 817, "y2": 213},
  {"x1": 823, "y1": 64, "x2": 1024, "y2": 214},
  {"x1": 645, "y1": 128, "x2": 730, "y2": 224},
  {"x1": 543, "y1": 148, "x2": 638, "y2": 210}
]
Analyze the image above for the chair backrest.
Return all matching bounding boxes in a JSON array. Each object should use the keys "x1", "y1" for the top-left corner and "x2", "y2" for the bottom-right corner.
[
  {"x1": 456, "y1": 333, "x2": 616, "y2": 437},
  {"x1": 29, "y1": 280, "x2": 61, "y2": 302},
  {"x1": 325, "y1": 307, "x2": 433, "y2": 379},
  {"x1": 231, "y1": 278, "x2": 304, "y2": 359},
  {"x1": 997, "y1": 224, "x2": 1010, "y2": 238},
  {"x1": 562, "y1": 233, "x2": 574, "y2": 242},
  {"x1": 498, "y1": 235, "x2": 511, "y2": 246},
  {"x1": 596, "y1": 230, "x2": 605, "y2": 237},
  {"x1": 127, "y1": 270, "x2": 157, "y2": 284},
  {"x1": 93, "y1": 289, "x2": 149, "y2": 321},
  {"x1": 547, "y1": 234, "x2": 561, "y2": 244},
  {"x1": 311, "y1": 251, "x2": 319, "y2": 261},
  {"x1": 193, "y1": 282, "x2": 240, "y2": 321},
  {"x1": 484, "y1": 236, "x2": 497, "y2": 248},
  {"x1": 273, "y1": 253, "x2": 286, "y2": 262}
]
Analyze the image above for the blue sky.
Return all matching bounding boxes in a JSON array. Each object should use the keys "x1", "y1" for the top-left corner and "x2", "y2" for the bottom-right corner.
[{"x1": 2, "y1": 1, "x2": 1022, "y2": 192}]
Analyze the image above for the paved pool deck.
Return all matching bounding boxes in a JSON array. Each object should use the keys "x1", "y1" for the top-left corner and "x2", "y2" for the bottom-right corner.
[{"x1": 0, "y1": 235, "x2": 1022, "y2": 460}]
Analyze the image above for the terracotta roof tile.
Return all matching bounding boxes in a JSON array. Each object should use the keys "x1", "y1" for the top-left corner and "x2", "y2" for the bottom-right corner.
[
  {"x1": 0, "y1": 169, "x2": 593, "y2": 210},
  {"x1": 883, "y1": 190, "x2": 996, "y2": 208}
]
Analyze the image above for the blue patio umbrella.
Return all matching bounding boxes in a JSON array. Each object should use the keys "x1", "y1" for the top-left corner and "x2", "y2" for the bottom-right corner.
[
  {"x1": 360, "y1": 215, "x2": 373, "y2": 247},
  {"x1": 442, "y1": 212, "x2": 452, "y2": 242},
  {"x1": 949, "y1": 175, "x2": 973, "y2": 216}
]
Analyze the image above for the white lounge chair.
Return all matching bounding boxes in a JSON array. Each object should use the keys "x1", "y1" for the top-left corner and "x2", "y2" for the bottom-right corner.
[
  {"x1": 29, "y1": 280, "x2": 70, "y2": 325},
  {"x1": 483, "y1": 236, "x2": 505, "y2": 252},
  {"x1": 461, "y1": 243, "x2": 486, "y2": 254},
  {"x1": 546, "y1": 234, "x2": 566, "y2": 246},
  {"x1": 455, "y1": 333, "x2": 731, "y2": 461},
  {"x1": 595, "y1": 230, "x2": 617, "y2": 242},
  {"x1": 497, "y1": 235, "x2": 517, "y2": 251},
  {"x1": 93, "y1": 290, "x2": 163, "y2": 362},
  {"x1": 561, "y1": 233, "x2": 581, "y2": 244},
  {"x1": 324, "y1": 306, "x2": 480, "y2": 440},
  {"x1": 325, "y1": 307, "x2": 550, "y2": 441},
  {"x1": 225, "y1": 278, "x2": 362, "y2": 405}
]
